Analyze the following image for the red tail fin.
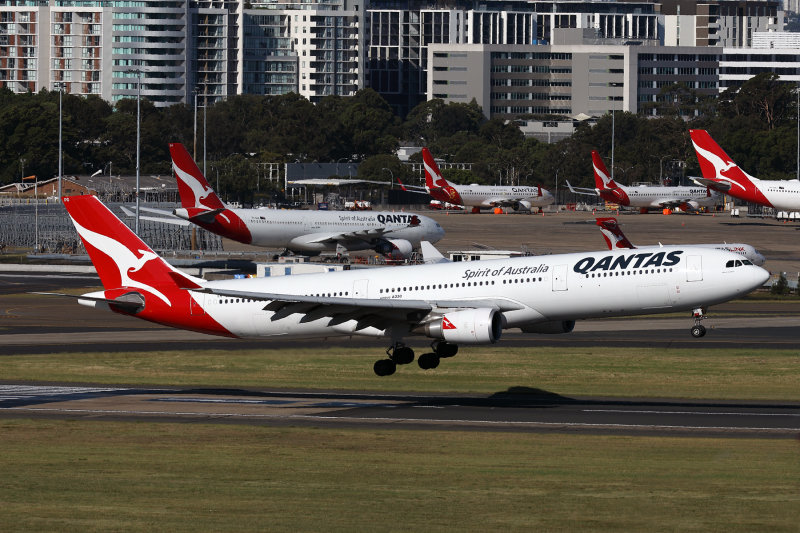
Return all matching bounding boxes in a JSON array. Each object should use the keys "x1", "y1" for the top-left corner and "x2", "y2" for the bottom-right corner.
[
  {"x1": 62, "y1": 195, "x2": 232, "y2": 336},
  {"x1": 63, "y1": 196, "x2": 201, "y2": 299},
  {"x1": 170, "y1": 143, "x2": 225, "y2": 210},
  {"x1": 421, "y1": 147, "x2": 463, "y2": 205},
  {"x1": 591, "y1": 151, "x2": 617, "y2": 190},
  {"x1": 595, "y1": 217, "x2": 636, "y2": 250},
  {"x1": 689, "y1": 129, "x2": 756, "y2": 187}
]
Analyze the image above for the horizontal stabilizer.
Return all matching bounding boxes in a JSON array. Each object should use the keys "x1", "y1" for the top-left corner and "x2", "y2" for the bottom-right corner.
[
  {"x1": 32, "y1": 291, "x2": 145, "y2": 312},
  {"x1": 690, "y1": 176, "x2": 731, "y2": 192},
  {"x1": 188, "y1": 208, "x2": 226, "y2": 224}
]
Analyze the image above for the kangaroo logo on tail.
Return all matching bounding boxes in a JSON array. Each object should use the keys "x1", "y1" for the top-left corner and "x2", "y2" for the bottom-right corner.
[
  {"x1": 689, "y1": 130, "x2": 752, "y2": 194},
  {"x1": 170, "y1": 143, "x2": 225, "y2": 210},
  {"x1": 422, "y1": 148, "x2": 463, "y2": 205},
  {"x1": 592, "y1": 151, "x2": 618, "y2": 190},
  {"x1": 595, "y1": 217, "x2": 635, "y2": 250}
]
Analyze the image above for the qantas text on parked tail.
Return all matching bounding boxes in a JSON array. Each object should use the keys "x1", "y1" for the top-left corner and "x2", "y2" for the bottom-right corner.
[{"x1": 46, "y1": 195, "x2": 769, "y2": 376}]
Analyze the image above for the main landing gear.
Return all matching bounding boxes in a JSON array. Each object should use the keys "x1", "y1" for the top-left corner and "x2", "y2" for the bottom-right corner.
[
  {"x1": 418, "y1": 340, "x2": 458, "y2": 370},
  {"x1": 373, "y1": 341, "x2": 459, "y2": 376},
  {"x1": 690, "y1": 307, "x2": 707, "y2": 338}
]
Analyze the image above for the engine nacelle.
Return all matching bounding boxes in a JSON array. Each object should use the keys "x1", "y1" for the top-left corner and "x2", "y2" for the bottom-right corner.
[
  {"x1": 520, "y1": 320, "x2": 575, "y2": 334},
  {"x1": 374, "y1": 238, "x2": 413, "y2": 259},
  {"x1": 513, "y1": 200, "x2": 532, "y2": 211},
  {"x1": 417, "y1": 308, "x2": 503, "y2": 344},
  {"x1": 680, "y1": 200, "x2": 700, "y2": 212}
]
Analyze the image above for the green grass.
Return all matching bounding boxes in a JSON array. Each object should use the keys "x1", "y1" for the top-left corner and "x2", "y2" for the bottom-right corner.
[
  {"x1": 2, "y1": 346, "x2": 799, "y2": 400},
  {"x1": 1, "y1": 420, "x2": 798, "y2": 532}
]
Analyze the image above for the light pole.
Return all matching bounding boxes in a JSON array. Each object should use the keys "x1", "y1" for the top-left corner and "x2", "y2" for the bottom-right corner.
[
  {"x1": 203, "y1": 90, "x2": 207, "y2": 176},
  {"x1": 55, "y1": 82, "x2": 65, "y2": 200},
  {"x1": 126, "y1": 68, "x2": 142, "y2": 234},
  {"x1": 381, "y1": 167, "x2": 393, "y2": 188},
  {"x1": 193, "y1": 87, "x2": 199, "y2": 160}
]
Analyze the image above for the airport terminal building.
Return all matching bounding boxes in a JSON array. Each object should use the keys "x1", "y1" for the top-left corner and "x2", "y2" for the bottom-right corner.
[{"x1": 0, "y1": 0, "x2": 795, "y2": 120}]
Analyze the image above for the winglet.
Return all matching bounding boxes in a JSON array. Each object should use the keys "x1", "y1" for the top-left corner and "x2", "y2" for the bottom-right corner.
[{"x1": 420, "y1": 241, "x2": 450, "y2": 264}]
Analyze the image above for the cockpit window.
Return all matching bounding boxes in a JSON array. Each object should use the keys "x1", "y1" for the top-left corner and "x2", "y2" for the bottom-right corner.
[{"x1": 727, "y1": 259, "x2": 752, "y2": 268}]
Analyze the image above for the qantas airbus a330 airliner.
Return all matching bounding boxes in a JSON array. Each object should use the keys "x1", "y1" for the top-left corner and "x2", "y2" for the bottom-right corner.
[
  {"x1": 132, "y1": 143, "x2": 445, "y2": 259},
  {"x1": 52, "y1": 196, "x2": 768, "y2": 376}
]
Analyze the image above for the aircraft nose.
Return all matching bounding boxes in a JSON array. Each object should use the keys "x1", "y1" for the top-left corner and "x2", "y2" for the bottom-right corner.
[{"x1": 753, "y1": 266, "x2": 770, "y2": 289}]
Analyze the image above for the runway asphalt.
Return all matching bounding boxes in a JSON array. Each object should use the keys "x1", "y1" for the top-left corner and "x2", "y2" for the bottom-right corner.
[
  {"x1": 2, "y1": 209, "x2": 799, "y2": 439},
  {"x1": 1, "y1": 384, "x2": 798, "y2": 439}
]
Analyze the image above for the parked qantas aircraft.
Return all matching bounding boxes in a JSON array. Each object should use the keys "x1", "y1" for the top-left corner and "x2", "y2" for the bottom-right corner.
[
  {"x1": 135, "y1": 143, "x2": 445, "y2": 259},
  {"x1": 690, "y1": 129, "x2": 800, "y2": 211},
  {"x1": 567, "y1": 151, "x2": 721, "y2": 213},
  {"x1": 421, "y1": 147, "x2": 554, "y2": 212},
  {"x1": 594, "y1": 217, "x2": 766, "y2": 266},
  {"x1": 48, "y1": 195, "x2": 767, "y2": 376}
]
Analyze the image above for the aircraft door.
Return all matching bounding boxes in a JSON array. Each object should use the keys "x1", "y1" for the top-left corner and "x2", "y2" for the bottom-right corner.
[
  {"x1": 686, "y1": 255, "x2": 703, "y2": 282},
  {"x1": 552, "y1": 264, "x2": 568, "y2": 291},
  {"x1": 353, "y1": 279, "x2": 369, "y2": 298}
]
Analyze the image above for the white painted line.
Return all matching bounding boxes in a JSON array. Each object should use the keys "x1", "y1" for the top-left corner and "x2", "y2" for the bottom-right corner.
[
  {"x1": 8, "y1": 406, "x2": 800, "y2": 433},
  {"x1": 584, "y1": 409, "x2": 800, "y2": 417}
]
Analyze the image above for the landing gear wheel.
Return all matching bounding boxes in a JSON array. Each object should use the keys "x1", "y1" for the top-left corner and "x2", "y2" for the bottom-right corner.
[
  {"x1": 390, "y1": 346, "x2": 415, "y2": 365},
  {"x1": 690, "y1": 325, "x2": 706, "y2": 338},
  {"x1": 374, "y1": 359, "x2": 397, "y2": 376},
  {"x1": 418, "y1": 353, "x2": 440, "y2": 370},
  {"x1": 690, "y1": 307, "x2": 708, "y2": 338},
  {"x1": 432, "y1": 341, "x2": 458, "y2": 358}
]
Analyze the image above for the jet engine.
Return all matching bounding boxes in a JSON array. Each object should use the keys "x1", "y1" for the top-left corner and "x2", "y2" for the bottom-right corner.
[
  {"x1": 679, "y1": 200, "x2": 700, "y2": 212},
  {"x1": 512, "y1": 200, "x2": 532, "y2": 211},
  {"x1": 417, "y1": 308, "x2": 503, "y2": 344},
  {"x1": 374, "y1": 238, "x2": 413, "y2": 259},
  {"x1": 520, "y1": 320, "x2": 575, "y2": 334}
]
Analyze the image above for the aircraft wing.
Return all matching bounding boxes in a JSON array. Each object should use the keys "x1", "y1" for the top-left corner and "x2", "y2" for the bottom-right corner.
[
  {"x1": 300, "y1": 228, "x2": 391, "y2": 245},
  {"x1": 395, "y1": 177, "x2": 427, "y2": 193},
  {"x1": 196, "y1": 287, "x2": 525, "y2": 325},
  {"x1": 486, "y1": 197, "x2": 529, "y2": 207},
  {"x1": 690, "y1": 176, "x2": 731, "y2": 193},
  {"x1": 565, "y1": 181, "x2": 599, "y2": 197}
]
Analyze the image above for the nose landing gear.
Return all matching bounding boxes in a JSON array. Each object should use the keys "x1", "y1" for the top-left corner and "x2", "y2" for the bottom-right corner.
[{"x1": 690, "y1": 307, "x2": 707, "y2": 338}]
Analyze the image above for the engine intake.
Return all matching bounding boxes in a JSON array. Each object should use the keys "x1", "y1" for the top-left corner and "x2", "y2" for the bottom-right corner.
[{"x1": 417, "y1": 308, "x2": 503, "y2": 344}]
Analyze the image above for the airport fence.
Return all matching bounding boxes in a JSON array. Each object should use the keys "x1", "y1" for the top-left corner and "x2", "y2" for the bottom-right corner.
[{"x1": 0, "y1": 202, "x2": 222, "y2": 254}]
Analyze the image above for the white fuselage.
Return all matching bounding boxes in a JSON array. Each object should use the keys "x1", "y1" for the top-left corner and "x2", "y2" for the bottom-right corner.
[
  {"x1": 188, "y1": 246, "x2": 767, "y2": 340},
  {"x1": 453, "y1": 185, "x2": 554, "y2": 209},
  {"x1": 617, "y1": 185, "x2": 720, "y2": 209},
  {"x1": 235, "y1": 208, "x2": 443, "y2": 251},
  {"x1": 751, "y1": 178, "x2": 800, "y2": 211}
]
